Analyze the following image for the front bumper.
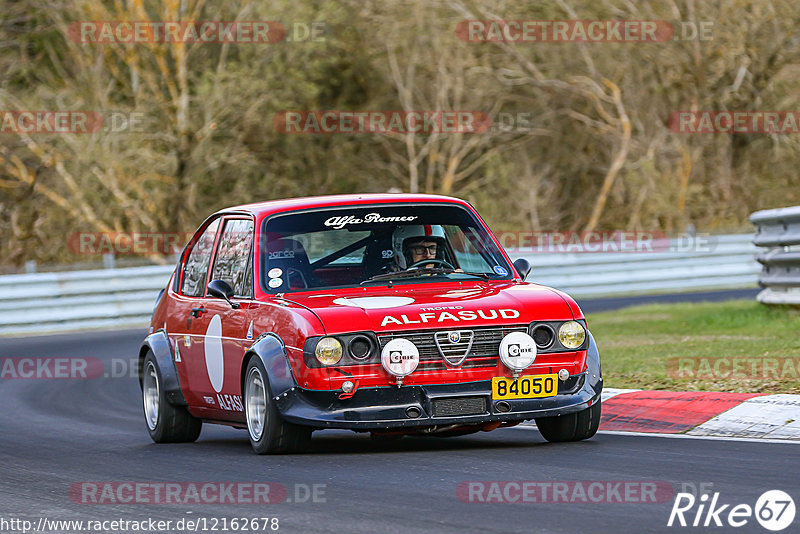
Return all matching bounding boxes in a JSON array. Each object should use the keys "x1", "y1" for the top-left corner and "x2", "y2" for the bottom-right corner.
[
  {"x1": 273, "y1": 331, "x2": 603, "y2": 431},
  {"x1": 274, "y1": 371, "x2": 602, "y2": 431}
]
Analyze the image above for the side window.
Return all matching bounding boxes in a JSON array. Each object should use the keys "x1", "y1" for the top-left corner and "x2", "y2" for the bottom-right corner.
[
  {"x1": 181, "y1": 219, "x2": 220, "y2": 297},
  {"x1": 212, "y1": 219, "x2": 255, "y2": 297}
]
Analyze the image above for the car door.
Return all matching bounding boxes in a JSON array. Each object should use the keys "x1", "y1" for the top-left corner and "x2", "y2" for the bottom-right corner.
[
  {"x1": 167, "y1": 218, "x2": 221, "y2": 408},
  {"x1": 192, "y1": 217, "x2": 255, "y2": 420}
]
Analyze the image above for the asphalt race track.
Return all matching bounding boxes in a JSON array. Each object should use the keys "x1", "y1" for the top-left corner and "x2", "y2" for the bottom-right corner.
[{"x1": 2, "y1": 323, "x2": 798, "y2": 534}]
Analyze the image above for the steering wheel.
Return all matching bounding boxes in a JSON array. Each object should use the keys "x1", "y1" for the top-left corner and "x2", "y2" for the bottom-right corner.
[{"x1": 407, "y1": 258, "x2": 456, "y2": 270}]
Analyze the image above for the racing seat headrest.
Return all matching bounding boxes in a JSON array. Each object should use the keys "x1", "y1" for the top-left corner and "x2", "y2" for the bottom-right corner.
[{"x1": 265, "y1": 238, "x2": 316, "y2": 289}]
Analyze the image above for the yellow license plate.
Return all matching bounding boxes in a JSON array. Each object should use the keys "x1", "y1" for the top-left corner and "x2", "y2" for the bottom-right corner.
[{"x1": 492, "y1": 374, "x2": 558, "y2": 400}]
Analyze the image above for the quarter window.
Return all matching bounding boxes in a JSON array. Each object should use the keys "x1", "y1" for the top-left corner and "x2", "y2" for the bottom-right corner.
[
  {"x1": 212, "y1": 219, "x2": 255, "y2": 297},
  {"x1": 181, "y1": 219, "x2": 220, "y2": 297}
]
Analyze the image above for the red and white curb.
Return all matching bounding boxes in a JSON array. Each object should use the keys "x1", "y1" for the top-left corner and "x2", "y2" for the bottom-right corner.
[{"x1": 597, "y1": 388, "x2": 800, "y2": 441}]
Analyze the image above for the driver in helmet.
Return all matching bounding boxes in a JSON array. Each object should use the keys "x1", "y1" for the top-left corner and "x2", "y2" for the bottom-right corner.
[{"x1": 389, "y1": 225, "x2": 458, "y2": 271}]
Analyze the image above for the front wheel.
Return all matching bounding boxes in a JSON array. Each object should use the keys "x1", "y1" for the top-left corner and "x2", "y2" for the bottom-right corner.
[
  {"x1": 534, "y1": 400, "x2": 601, "y2": 443},
  {"x1": 142, "y1": 352, "x2": 202, "y2": 443},
  {"x1": 244, "y1": 357, "x2": 311, "y2": 454}
]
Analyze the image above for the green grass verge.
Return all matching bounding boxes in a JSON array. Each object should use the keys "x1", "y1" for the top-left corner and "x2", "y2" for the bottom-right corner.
[{"x1": 586, "y1": 299, "x2": 800, "y2": 393}]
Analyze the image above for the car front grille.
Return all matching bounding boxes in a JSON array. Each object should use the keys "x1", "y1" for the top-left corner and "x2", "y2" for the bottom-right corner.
[
  {"x1": 378, "y1": 325, "x2": 528, "y2": 371},
  {"x1": 432, "y1": 396, "x2": 487, "y2": 417}
]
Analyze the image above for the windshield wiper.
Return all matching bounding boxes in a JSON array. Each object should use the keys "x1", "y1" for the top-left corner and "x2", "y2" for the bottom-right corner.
[
  {"x1": 361, "y1": 267, "x2": 447, "y2": 284},
  {"x1": 454, "y1": 271, "x2": 491, "y2": 280},
  {"x1": 361, "y1": 268, "x2": 489, "y2": 284}
]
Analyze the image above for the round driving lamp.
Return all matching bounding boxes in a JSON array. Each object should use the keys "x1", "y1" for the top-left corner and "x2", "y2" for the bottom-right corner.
[
  {"x1": 380, "y1": 338, "x2": 420, "y2": 386},
  {"x1": 498, "y1": 332, "x2": 537, "y2": 377},
  {"x1": 315, "y1": 337, "x2": 343, "y2": 365},
  {"x1": 558, "y1": 321, "x2": 586, "y2": 349}
]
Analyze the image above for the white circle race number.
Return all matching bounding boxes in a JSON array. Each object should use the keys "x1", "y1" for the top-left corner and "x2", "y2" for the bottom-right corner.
[
  {"x1": 755, "y1": 490, "x2": 795, "y2": 531},
  {"x1": 333, "y1": 296, "x2": 415, "y2": 309},
  {"x1": 499, "y1": 331, "x2": 537, "y2": 371},
  {"x1": 381, "y1": 338, "x2": 420, "y2": 377},
  {"x1": 204, "y1": 314, "x2": 225, "y2": 393}
]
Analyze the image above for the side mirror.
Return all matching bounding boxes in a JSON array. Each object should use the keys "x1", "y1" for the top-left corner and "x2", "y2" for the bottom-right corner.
[
  {"x1": 207, "y1": 279, "x2": 240, "y2": 309},
  {"x1": 513, "y1": 258, "x2": 532, "y2": 280}
]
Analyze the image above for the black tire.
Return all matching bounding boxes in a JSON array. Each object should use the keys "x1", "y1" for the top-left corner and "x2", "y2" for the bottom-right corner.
[
  {"x1": 535, "y1": 400, "x2": 601, "y2": 443},
  {"x1": 243, "y1": 357, "x2": 312, "y2": 454},
  {"x1": 142, "y1": 352, "x2": 202, "y2": 443}
]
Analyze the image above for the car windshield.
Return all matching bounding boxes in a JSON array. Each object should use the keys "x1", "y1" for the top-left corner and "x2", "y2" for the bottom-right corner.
[{"x1": 260, "y1": 204, "x2": 514, "y2": 292}]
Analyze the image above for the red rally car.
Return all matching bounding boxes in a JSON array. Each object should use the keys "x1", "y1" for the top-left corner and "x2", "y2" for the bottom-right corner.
[{"x1": 139, "y1": 194, "x2": 602, "y2": 454}]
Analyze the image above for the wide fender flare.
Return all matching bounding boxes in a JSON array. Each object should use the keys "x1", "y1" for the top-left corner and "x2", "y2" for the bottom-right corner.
[
  {"x1": 139, "y1": 331, "x2": 188, "y2": 406},
  {"x1": 242, "y1": 333, "x2": 298, "y2": 399},
  {"x1": 584, "y1": 331, "x2": 603, "y2": 395}
]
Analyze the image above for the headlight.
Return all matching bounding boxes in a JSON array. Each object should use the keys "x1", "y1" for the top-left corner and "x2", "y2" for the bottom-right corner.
[
  {"x1": 348, "y1": 335, "x2": 374, "y2": 361},
  {"x1": 315, "y1": 337, "x2": 343, "y2": 365},
  {"x1": 558, "y1": 321, "x2": 586, "y2": 349},
  {"x1": 529, "y1": 324, "x2": 555, "y2": 350}
]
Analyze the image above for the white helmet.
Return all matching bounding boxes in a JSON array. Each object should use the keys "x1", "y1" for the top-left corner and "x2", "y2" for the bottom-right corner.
[{"x1": 391, "y1": 225, "x2": 447, "y2": 269}]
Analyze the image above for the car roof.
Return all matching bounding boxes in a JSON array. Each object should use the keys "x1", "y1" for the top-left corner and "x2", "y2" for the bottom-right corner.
[{"x1": 215, "y1": 193, "x2": 473, "y2": 217}]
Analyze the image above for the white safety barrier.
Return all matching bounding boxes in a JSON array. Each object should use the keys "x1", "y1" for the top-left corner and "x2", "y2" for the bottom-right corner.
[
  {"x1": 513, "y1": 233, "x2": 759, "y2": 297},
  {"x1": 0, "y1": 234, "x2": 760, "y2": 336},
  {"x1": 0, "y1": 265, "x2": 174, "y2": 335}
]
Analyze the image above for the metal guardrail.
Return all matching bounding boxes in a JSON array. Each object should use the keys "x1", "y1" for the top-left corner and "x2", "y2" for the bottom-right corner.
[
  {"x1": 750, "y1": 206, "x2": 800, "y2": 305},
  {"x1": 0, "y1": 234, "x2": 760, "y2": 336},
  {"x1": 0, "y1": 265, "x2": 175, "y2": 336},
  {"x1": 514, "y1": 233, "x2": 759, "y2": 297}
]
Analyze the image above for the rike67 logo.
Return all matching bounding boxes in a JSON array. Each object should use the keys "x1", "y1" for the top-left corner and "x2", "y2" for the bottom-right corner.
[{"x1": 668, "y1": 490, "x2": 795, "y2": 531}]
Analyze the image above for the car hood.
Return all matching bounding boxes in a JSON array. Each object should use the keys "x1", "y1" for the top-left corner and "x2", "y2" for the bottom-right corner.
[{"x1": 279, "y1": 281, "x2": 578, "y2": 335}]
